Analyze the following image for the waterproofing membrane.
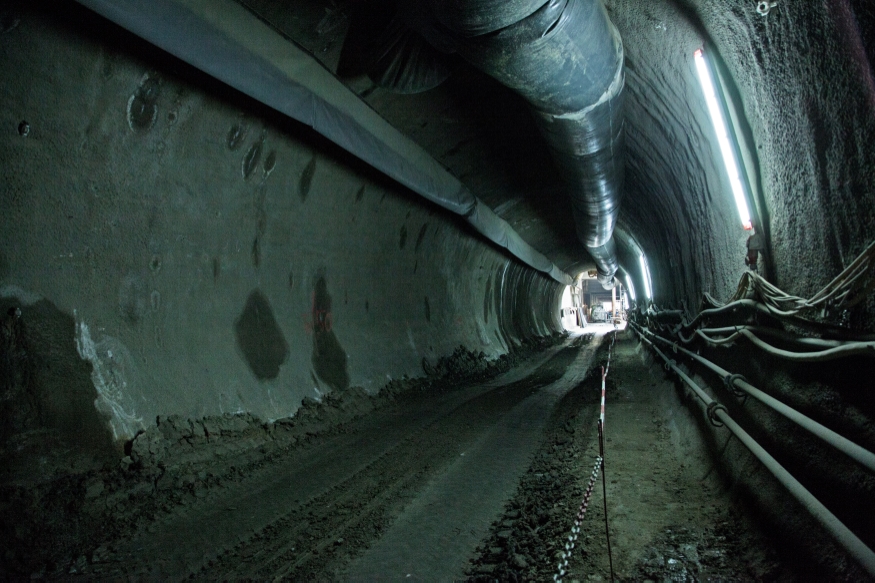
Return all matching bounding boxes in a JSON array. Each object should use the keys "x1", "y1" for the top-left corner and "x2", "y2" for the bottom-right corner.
[{"x1": 76, "y1": 0, "x2": 572, "y2": 285}]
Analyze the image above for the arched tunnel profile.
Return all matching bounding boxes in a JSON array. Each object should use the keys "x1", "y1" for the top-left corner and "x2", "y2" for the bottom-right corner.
[{"x1": 2, "y1": 0, "x2": 875, "y2": 579}]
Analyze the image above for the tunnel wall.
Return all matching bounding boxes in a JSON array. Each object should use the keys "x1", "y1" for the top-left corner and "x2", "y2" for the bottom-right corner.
[
  {"x1": 608, "y1": 2, "x2": 875, "y2": 576},
  {"x1": 0, "y1": 3, "x2": 563, "y2": 461},
  {"x1": 693, "y1": 0, "x2": 875, "y2": 328},
  {"x1": 608, "y1": 0, "x2": 875, "y2": 326}
]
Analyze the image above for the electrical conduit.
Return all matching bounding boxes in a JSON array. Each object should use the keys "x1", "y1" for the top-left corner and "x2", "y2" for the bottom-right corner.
[{"x1": 629, "y1": 322, "x2": 875, "y2": 577}]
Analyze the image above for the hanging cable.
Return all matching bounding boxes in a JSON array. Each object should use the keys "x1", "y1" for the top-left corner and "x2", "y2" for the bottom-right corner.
[{"x1": 678, "y1": 240, "x2": 875, "y2": 335}]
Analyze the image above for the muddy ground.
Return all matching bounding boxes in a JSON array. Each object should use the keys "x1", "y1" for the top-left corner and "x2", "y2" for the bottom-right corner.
[
  {"x1": 1, "y1": 328, "x2": 802, "y2": 581},
  {"x1": 467, "y1": 331, "x2": 792, "y2": 582}
]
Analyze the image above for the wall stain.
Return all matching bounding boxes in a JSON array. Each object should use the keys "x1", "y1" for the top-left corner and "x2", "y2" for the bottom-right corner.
[
  {"x1": 118, "y1": 274, "x2": 147, "y2": 325},
  {"x1": 300, "y1": 157, "x2": 317, "y2": 201},
  {"x1": 365, "y1": 300, "x2": 369, "y2": 313},
  {"x1": 494, "y1": 269, "x2": 503, "y2": 319},
  {"x1": 254, "y1": 185, "x2": 267, "y2": 237},
  {"x1": 399, "y1": 225, "x2": 408, "y2": 249},
  {"x1": 484, "y1": 276, "x2": 492, "y2": 324},
  {"x1": 234, "y1": 289, "x2": 288, "y2": 380},
  {"x1": 127, "y1": 74, "x2": 160, "y2": 132},
  {"x1": 212, "y1": 257, "x2": 221, "y2": 282},
  {"x1": 227, "y1": 122, "x2": 248, "y2": 150},
  {"x1": 263, "y1": 150, "x2": 277, "y2": 179},
  {"x1": 0, "y1": 300, "x2": 118, "y2": 464},
  {"x1": 355, "y1": 185, "x2": 365, "y2": 202},
  {"x1": 242, "y1": 138, "x2": 263, "y2": 180},
  {"x1": 288, "y1": 271, "x2": 295, "y2": 289},
  {"x1": 424, "y1": 296, "x2": 431, "y2": 323},
  {"x1": 414, "y1": 224, "x2": 428, "y2": 252},
  {"x1": 251, "y1": 237, "x2": 261, "y2": 268},
  {"x1": 413, "y1": 260, "x2": 418, "y2": 274},
  {"x1": 311, "y1": 276, "x2": 349, "y2": 391},
  {"x1": 0, "y1": 251, "x2": 9, "y2": 280}
]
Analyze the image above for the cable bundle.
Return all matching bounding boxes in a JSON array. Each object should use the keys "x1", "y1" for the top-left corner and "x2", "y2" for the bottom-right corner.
[{"x1": 727, "y1": 240, "x2": 875, "y2": 317}]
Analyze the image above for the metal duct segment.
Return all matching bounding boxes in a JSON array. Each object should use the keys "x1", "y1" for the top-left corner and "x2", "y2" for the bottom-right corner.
[
  {"x1": 402, "y1": 0, "x2": 625, "y2": 289},
  {"x1": 534, "y1": 87, "x2": 624, "y2": 285}
]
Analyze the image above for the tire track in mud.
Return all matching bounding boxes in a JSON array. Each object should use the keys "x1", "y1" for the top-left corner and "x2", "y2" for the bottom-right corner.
[{"x1": 203, "y1": 335, "x2": 594, "y2": 580}]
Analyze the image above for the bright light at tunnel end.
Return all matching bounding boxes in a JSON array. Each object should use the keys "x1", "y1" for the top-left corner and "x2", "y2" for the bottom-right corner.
[
  {"x1": 639, "y1": 254, "x2": 652, "y2": 300},
  {"x1": 694, "y1": 48, "x2": 753, "y2": 230}
]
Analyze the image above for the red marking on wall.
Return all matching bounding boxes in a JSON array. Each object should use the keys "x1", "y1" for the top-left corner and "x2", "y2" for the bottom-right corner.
[{"x1": 304, "y1": 290, "x2": 333, "y2": 334}]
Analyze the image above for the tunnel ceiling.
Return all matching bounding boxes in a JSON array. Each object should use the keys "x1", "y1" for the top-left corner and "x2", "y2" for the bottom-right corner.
[
  {"x1": 231, "y1": 0, "x2": 875, "y2": 318},
  {"x1": 233, "y1": 0, "x2": 752, "y2": 281}
]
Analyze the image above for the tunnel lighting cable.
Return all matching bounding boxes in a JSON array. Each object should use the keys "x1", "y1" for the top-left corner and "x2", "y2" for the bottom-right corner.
[
  {"x1": 694, "y1": 48, "x2": 752, "y2": 230},
  {"x1": 638, "y1": 325, "x2": 875, "y2": 473},
  {"x1": 683, "y1": 326, "x2": 850, "y2": 349},
  {"x1": 629, "y1": 322, "x2": 875, "y2": 577},
  {"x1": 639, "y1": 254, "x2": 652, "y2": 299}
]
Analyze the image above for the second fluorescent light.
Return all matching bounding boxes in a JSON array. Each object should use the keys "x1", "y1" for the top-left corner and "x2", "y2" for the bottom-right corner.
[{"x1": 694, "y1": 48, "x2": 752, "y2": 230}]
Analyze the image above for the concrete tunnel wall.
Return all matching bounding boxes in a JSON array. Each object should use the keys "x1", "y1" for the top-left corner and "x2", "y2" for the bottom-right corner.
[{"x1": 0, "y1": 4, "x2": 564, "y2": 455}]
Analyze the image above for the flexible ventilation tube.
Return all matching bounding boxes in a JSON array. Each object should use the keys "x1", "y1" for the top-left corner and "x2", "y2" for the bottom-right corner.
[{"x1": 401, "y1": 0, "x2": 625, "y2": 288}]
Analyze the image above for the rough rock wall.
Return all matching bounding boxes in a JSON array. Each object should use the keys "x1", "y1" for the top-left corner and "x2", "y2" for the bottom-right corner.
[
  {"x1": 609, "y1": 0, "x2": 875, "y2": 323},
  {"x1": 607, "y1": 0, "x2": 745, "y2": 311},
  {"x1": 691, "y1": 0, "x2": 875, "y2": 328},
  {"x1": 0, "y1": 2, "x2": 562, "y2": 465},
  {"x1": 610, "y1": 1, "x2": 875, "y2": 576}
]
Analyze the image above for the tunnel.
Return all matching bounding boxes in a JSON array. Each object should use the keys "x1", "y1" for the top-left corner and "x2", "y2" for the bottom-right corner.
[{"x1": 1, "y1": 0, "x2": 874, "y2": 579}]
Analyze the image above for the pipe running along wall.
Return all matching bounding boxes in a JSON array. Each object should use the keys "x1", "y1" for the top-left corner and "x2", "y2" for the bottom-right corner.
[
  {"x1": 629, "y1": 322, "x2": 875, "y2": 577},
  {"x1": 74, "y1": 0, "x2": 572, "y2": 286},
  {"x1": 400, "y1": 0, "x2": 626, "y2": 288}
]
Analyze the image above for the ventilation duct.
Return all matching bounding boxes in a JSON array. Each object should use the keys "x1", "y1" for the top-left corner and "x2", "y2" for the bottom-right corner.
[{"x1": 398, "y1": 0, "x2": 625, "y2": 289}]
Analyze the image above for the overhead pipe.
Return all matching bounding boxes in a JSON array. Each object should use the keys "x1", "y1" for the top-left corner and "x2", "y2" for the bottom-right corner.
[
  {"x1": 400, "y1": 0, "x2": 625, "y2": 288},
  {"x1": 74, "y1": 0, "x2": 573, "y2": 286},
  {"x1": 629, "y1": 322, "x2": 875, "y2": 577}
]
